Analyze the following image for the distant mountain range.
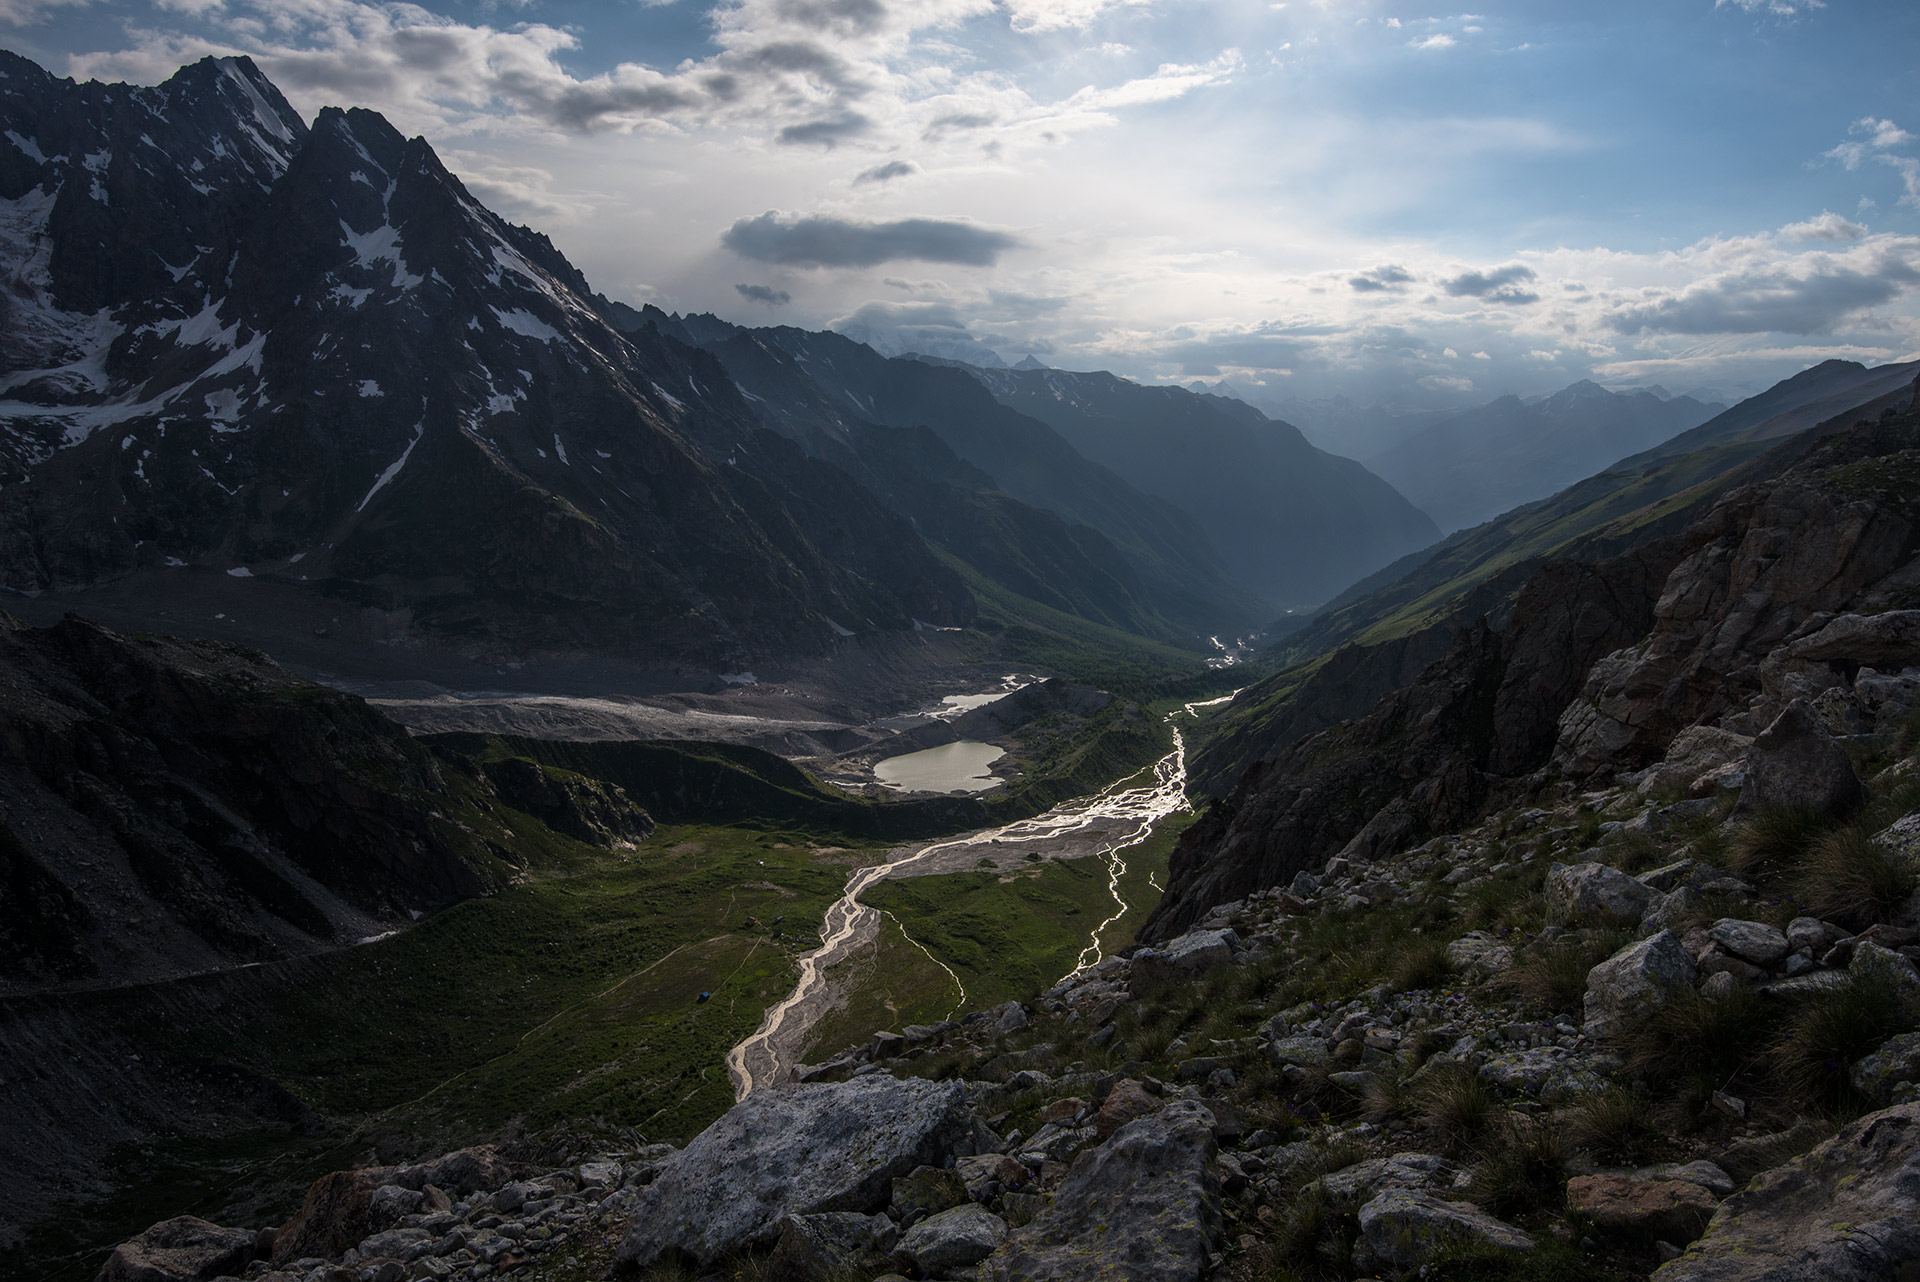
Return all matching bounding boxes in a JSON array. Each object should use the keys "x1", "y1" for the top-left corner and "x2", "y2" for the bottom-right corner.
[
  {"x1": 1365, "y1": 380, "x2": 1725, "y2": 533},
  {"x1": 0, "y1": 52, "x2": 1451, "y2": 666}
]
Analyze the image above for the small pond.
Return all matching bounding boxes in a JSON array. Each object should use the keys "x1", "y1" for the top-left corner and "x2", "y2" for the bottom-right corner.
[{"x1": 873, "y1": 740, "x2": 1006, "y2": 793}]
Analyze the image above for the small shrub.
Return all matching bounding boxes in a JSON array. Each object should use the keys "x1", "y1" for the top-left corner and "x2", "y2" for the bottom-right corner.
[
  {"x1": 1728, "y1": 805, "x2": 1831, "y2": 877},
  {"x1": 1794, "y1": 826, "x2": 1918, "y2": 928},
  {"x1": 1777, "y1": 970, "x2": 1920, "y2": 1108},
  {"x1": 1415, "y1": 1062, "x2": 1495, "y2": 1152},
  {"x1": 1607, "y1": 830, "x2": 1666, "y2": 873},
  {"x1": 1260, "y1": 1182, "x2": 1357, "y2": 1281},
  {"x1": 1620, "y1": 984, "x2": 1773, "y2": 1091},
  {"x1": 1567, "y1": 1086, "x2": 1664, "y2": 1164},
  {"x1": 1469, "y1": 1113, "x2": 1571, "y2": 1218},
  {"x1": 1390, "y1": 937, "x2": 1455, "y2": 993}
]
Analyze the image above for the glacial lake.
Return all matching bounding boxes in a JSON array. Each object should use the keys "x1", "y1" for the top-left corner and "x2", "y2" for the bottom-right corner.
[{"x1": 873, "y1": 740, "x2": 1006, "y2": 793}]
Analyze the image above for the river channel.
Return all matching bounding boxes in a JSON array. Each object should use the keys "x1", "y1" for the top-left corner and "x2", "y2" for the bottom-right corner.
[{"x1": 724, "y1": 695, "x2": 1232, "y2": 1097}]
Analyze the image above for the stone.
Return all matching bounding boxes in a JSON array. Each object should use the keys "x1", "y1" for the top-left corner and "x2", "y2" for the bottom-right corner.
[
  {"x1": 1316, "y1": 1153, "x2": 1451, "y2": 1207},
  {"x1": 1698, "y1": 946, "x2": 1765, "y2": 982},
  {"x1": 1654, "y1": 1102, "x2": 1920, "y2": 1281},
  {"x1": 1355, "y1": 1190, "x2": 1533, "y2": 1270},
  {"x1": 1546, "y1": 862, "x2": 1658, "y2": 926},
  {"x1": 895, "y1": 1204, "x2": 1008, "y2": 1275},
  {"x1": 1785, "y1": 917, "x2": 1837, "y2": 955},
  {"x1": 1094, "y1": 1079, "x2": 1159, "y2": 1138},
  {"x1": 1851, "y1": 1032, "x2": 1920, "y2": 1102},
  {"x1": 994, "y1": 1003, "x2": 1029, "y2": 1035},
  {"x1": 1639, "y1": 860, "x2": 1704, "y2": 894},
  {"x1": 273, "y1": 1169, "x2": 393, "y2": 1264},
  {"x1": 616, "y1": 1075, "x2": 970, "y2": 1267},
  {"x1": 355, "y1": 1228, "x2": 430, "y2": 1262},
  {"x1": 1643, "y1": 886, "x2": 1706, "y2": 935},
  {"x1": 1707, "y1": 919, "x2": 1790, "y2": 968},
  {"x1": 891, "y1": 1164, "x2": 968, "y2": 1218},
  {"x1": 1567, "y1": 1174, "x2": 1715, "y2": 1245},
  {"x1": 981, "y1": 1100, "x2": 1220, "y2": 1282},
  {"x1": 1700, "y1": 971, "x2": 1742, "y2": 1000},
  {"x1": 1633, "y1": 1161, "x2": 1736, "y2": 1198},
  {"x1": 1267, "y1": 1035, "x2": 1330, "y2": 1069},
  {"x1": 1445, "y1": 931, "x2": 1516, "y2": 977},
  {"x1": 1038, "y1": 1097, "x2": 1085, "y2": 1125},
  {"x1": 767, "y1": 1212, "x2": 896, "y2": 1282},
  {"x1": 1478, "y1": 1047, "x2": 1613, "y2": 1102},
  {"x1": 99, "y1": 1217, "x2": 257, "y2": 1282},
  {"x1": 1850, "y1": 941, "x2": 1920, "y2": 1018},
  {"x1": 364, "y1": 1185, "x2": 422, "y2": 1232},
  {"x1": 1638, "y1": 727, "x2": 1754, "y2": 798},
  {"x1": 955, "y1": 1154, "x2": 1030, "y2": 1201},
  {"x1": 1737, "y1": 699, "x2": 1863, "y2": 818},
  {"x1": 394, "y1": 1148, "x2": 512, "y2": 1197},
  {"x1": 1585, "y1": 930, "x2": 1699, "y2": 1037},
  {"x1": 1128, "y1": 929, "x2": 1238, "y2": 994}
]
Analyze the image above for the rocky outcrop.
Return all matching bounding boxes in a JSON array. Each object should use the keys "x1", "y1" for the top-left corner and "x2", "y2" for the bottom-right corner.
[
  {"x1": 480, "y1": 756, "x2": 653, "y2": 848},
  {"x1": 1736, "y1": 700, "x2": 1863, "y2": 817},
  {"x1": 615, "y1": 1076, "x2": 970, "y2": 1267},
  {"x1": 1655, "y1": 1103, "x2": 1920, "y2": 1280},
  {"x1": 97, "y1": 1217, "x2": 256, "y2": 1282},
  {"x1": 981, "y1": 1100, "x2": 1221, "y2": 1282}
]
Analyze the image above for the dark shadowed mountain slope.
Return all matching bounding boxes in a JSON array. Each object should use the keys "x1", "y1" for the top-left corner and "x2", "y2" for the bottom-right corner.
[
  {"x1": 1367, "y1": 380, "x2": 1721, "y2": 534},
  {"x1": 628, "y1": 308, "x2": 1271, "y2": 638},
  {"x1": 936, "y1": 364, "x2": 1441, "y2": 610},
  {"x1": 0, "y1": 54, "x2": 970, "y2": 665}
]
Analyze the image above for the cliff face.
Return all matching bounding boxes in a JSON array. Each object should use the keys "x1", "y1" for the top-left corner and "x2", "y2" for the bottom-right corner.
[
  {"x1": 0, "y1": 612, "x2": 517, "y2": 996},
  {"x1": 1147, "y1": 410, "x2": 1920, "y2": 940}
]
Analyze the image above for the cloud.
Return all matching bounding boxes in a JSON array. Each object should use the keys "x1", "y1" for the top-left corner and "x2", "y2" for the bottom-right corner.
[
  {"x1": 1780, "y1": 212, "x2": 1868, "y2": 241},
  {"x1": 1003, "y1": 0, "x2": 1153, "y2": 34},
  {"x1": 0, "y1": 0, "x2": 89, "y2": 25},
  {"x1": 778, "y1": 111, "x2": 872, "y2": 147},
  {"x1": 773, "y1": 0, "x2": 888, "y2": 34},
  {"x1": 1827, "y1": 117, "x2": 1913, "y2": 169},
  {"x1": 1442, "y1": 263, "x2": 1539, "y2": 304},
  {"x1": 1604, "y1": 255, "x2": 1920, "y2": 335},
  {"x1": 1349, "y1": 264, "x2": 1414, "y2": 292},
  {"x1": 722, "y1": 211, "x2": 1025, "y2": 267},
  {"x1": 1418, "y1": 373, "x2": 1474, "y2": 391},
  {"x1": 1409, "y1": 34, "x2": 1456, "y2": 50},
  {"x1": 735, "y1": 283, "x2": 794, "y2": 306},
  {"x1": 855, "y1": 159, "x2": 919, "y2": 183},
  {"x1": 1715, "y1": 0, "x2": 1826, "y2": 14}
]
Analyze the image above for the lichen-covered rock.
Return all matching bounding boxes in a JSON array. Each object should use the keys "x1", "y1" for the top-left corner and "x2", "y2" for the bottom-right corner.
[
  {"x1": 1355, "y1": 1189, "x2": 1533, "y2": 1270},
  {"x1": 1585, "y1": 930, "x2": 1699, "y2": 1037},
  {"x1": 1546, "y1": 862, "x2": 1657, "y2": 926},
  {"x1": 1653, "y1": 1103, "x2": 1920, "y2": 1280},
  {"x1": 1445, "y1": 931, "x2": 1516, "y2": 976},
  {"x1": 99, "y1": 1216, "x2": 256, "y2": 1282},
  {"x1": 1094, "y1": 1079, "x2": 1160, "y2": 1138},
  {"x1": 895, "y1": 1204, "x2": 1008, "y2": 1276},
  {"x1": 1478, "y1": 1047, "x2": 1614, "y2": 1102},
  {"x1": 1852, "y1": 1033, "x2": 1920, "y2": 1102},
  {"x1": 1128, "y1": 930, "x2": 1237, "y2": 993},
  {"x1": 1314, "y1": 1153, "x2": 1451, "y2": 1208},
  {"x1": 767, "y1": 1212, "x2": 896, "y2": 1282},
  {"x1": 981, "y1": 1099, "x2": 1220, "y2": 1282},
  {"x1": 1707, "y1": 919, "x2": 1790, "y2": 968},
  {"x1": 1638, "y1": 727, "x2": 1755, "y2": 798},
  {"x1": 616, "y1": 1076, "x2": 970, "y2": 1267},
  {"x1": 1737, "y1": 699, "x2": 1863, "y2": 817},
  {"x1": 1567, "y1": 1174, "x2": 1716, "y2": 1245},
  {"x1": 1267, "y1": 1035, "x2": 1331, "y2": 1069}
]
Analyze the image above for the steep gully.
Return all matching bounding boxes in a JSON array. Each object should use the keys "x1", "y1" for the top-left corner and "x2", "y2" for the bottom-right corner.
[{"x1": 726, "y1": 695, "x2": 1233, "y2": 1096}]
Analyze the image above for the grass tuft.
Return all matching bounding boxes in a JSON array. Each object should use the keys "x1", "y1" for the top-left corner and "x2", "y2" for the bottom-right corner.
[
  {"x1": 1468, "y1": 1113, "x2": 1571, "y2": 1219},
  {"x1": 1390, "y1": 937, "x2": 1455, "y2": 993},
  {"x1": 1414, "y1": 1062, "x2": 1495, "y2": 1153},
  {"x1": 1776, "y1": 970, "x2": 1920, "y2": 1108},
  {"x1": 1566, "y1": 1086, "x2": 1665, "y2": 1164},
  {"x1": 1792, "y1": 826, "x2": 1918, "y2": 929},
  {"x1": 1727, "y1": 805, "x2": 1831, "y2": 877}
]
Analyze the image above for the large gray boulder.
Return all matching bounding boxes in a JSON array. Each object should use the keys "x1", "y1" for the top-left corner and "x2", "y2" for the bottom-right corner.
[
  {"x1": 1708, "y1": 919, "x2": 1790, "y2": 969},
  {"x1": 1737, "y1": 699, "x2": 1862, "y2": 817},
  {"x1": 1129, "y1": 929, "x2": 1237, "y2": 994},
  {"x1": 1355, "y1": 1190, "x2": 1533, "y2": 1271},
  {"x1": 616, "y1": 1076, "x2": 970, "y2": 1267},
  {"x1": 1546, "y1": 862, "x2": 1657, "y2": 926},
  {"x1": 98, "y1": 1217, "x2": 256, "y2": 1282},
  {"x1": 895, "y1": 1204, "x2": 1008, "y2": 1276},
  {"x1": 982, "y1": 1099, "x2": 1221, "y2": 1281},
  {"x1": 1653, "y1": 1102, "x2": 1920, "y2": 1280},
  {"x1": 1585, "y1": 930, "x2": 1698, "y2": 1037}
]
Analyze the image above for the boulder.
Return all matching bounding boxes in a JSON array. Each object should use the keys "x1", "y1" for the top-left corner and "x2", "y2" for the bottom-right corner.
[
  {"x1": 1567, "y1": 1174, "x2": 1716, "y2": 1244},
  {"x1": 1585, "y1": 930, "x2": 1699, "y2": 1038},
  {"x1": 1851, "y1": 941, "x2": 1920, "y2": 1018},
  {"x1": 1634, "y1": 1161, "x2": 1736, "y2": 1198},
  {"x1": 1315, "y1": 1153, "x2": 1451, "y2": 1208},
  {"x1": 1737, "y1": 700, "x2": 1863, "y2": 818},
  {"x1": 1445, "y1": 931, "x2": 1516, "y2": 977},
  {"x1": 272, "y1": 1168, "x2": 394, "y2": 1264},
  {"x1": 1653, "y1": 1102, "x2": 1920, "y2": 1280},
  {"x1": 616, "y1": 1076, "x2": 970, "y2": 1267},
  {"x1": 955, "y1": 1154, "x2": 1030, "y2": 1201},
  {"x1": 895, "y1": 1204, "x2": 1008, "y2": 1276},
  {"x1": 981, "y1": 1100, "x2": 1220, "y2": 1282},
  {"x1": 892, "y1": 1164, "x2": 969, "y2": 1218},
  {"x1": 1267, "y1": 1035, "x2": 1331, "y2": 1069},
  {"x1": 767, "y1": 1212, "x2": 896, "y2": 1282},
  {"x1": 1094, "y1": 1079, "x2": 1160, "y2": 1138},
  {"x1": 1355, "y1": 1190, "x2": 1533, "y2": 1270},
  {"x1": 1546, "y1": 862, "x2": 1657, "y2": 926},
  {"x1": 99, "y1": 1217, "x2": 257, "y2": 1282},
  {"x1": 1128, "y1": 930, "x2": 1237, "y2": 994},
  {"x1": 1478, "y1": 1047, "x2": 1614, "y2": 1102},
  {"x1": 1851, "y1": 1032, "x2": 1920, "y2": 1103},
  {"x1": 393, "y1": 1147, "x2": 511, "y2": 1196},
  {"x1": 1638, "y1": 727, "x2": 1754, "y2": 798},
  {"x1": 1707, "y1": 919, "x2": 1791, "y2": 969}
]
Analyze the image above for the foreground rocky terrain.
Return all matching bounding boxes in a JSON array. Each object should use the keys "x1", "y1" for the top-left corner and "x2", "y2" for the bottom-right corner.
[{"x1": 88, "y1": 398, "x2": 1920, "y2": 1282}]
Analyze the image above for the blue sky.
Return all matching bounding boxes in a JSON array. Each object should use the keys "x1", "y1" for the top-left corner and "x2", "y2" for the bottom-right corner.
[{"x1": 6, "y1": 0, "x2": 1918, "y2": 408}]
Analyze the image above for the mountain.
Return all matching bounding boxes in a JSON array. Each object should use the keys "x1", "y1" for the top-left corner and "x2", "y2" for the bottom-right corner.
[
  {"x1": 0, "y1": 53, "x2": 974, "y2": 667},
  {"x1": 630, "y1": 310, "x2": 1273, "y2": 637},
  {"x1": 933, "y1": 364, "x2": 1442, "y2": 609},
  {"x1": 1190, "y1": 356, "x2": 1920, "y2": 797},
  {"x1": 1366, "y1": 379, "x2": 1723, "y2": 533},
  {"x1": 1256, "y1": 393, "x2": 1453, "y2": 461}
]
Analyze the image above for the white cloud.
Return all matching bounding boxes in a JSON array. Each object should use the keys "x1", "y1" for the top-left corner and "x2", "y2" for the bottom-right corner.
[
  {"x1": 1780, "y1": 212, "x2": 1867, "y2": 241},
  {"x1": 1715, "y1": 0, "x2": 1825, "y2": 14},
  {"x1": 1409, "y1": 34, "x2": 1455, "y2": 50},
  {"x1": 1002, "y1": 0, "x2": 1151, "y2": 34}
]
